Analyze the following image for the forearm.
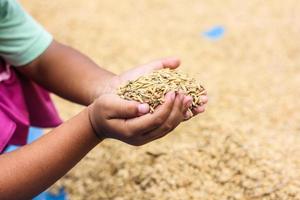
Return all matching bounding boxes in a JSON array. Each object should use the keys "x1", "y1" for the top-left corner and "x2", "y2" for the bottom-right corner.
[
  {"x1": 18, "y1": 40, "x2": 116, "y2": 105},
  {"x1": 0, "y1": 108, "x2": 101, "y2": 200}
]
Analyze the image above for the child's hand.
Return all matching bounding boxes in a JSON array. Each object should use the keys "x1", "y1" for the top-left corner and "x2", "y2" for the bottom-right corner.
[
  {"x1": 88, "y1": 92, "x2": 190, "y2": 146},
  {"x1": 105, "y1": 57, "x2": 208, "y2": 120}
]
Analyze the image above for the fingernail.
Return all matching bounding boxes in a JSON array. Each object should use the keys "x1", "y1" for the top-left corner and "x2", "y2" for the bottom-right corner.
[{"x1": 138, "y1": 104, "x2": 149, "y2": 114}]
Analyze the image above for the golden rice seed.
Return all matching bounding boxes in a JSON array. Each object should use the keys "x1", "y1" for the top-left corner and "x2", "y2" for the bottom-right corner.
[
  {"x1": 117, "y1": 69, "x2": 205, "y2": 112},
  {"x1": 149, "y1": 107, "x2": 155, "y2": 113},
  {"x1": 187, "y1": 108, "x2": 194, "y2": 117}
]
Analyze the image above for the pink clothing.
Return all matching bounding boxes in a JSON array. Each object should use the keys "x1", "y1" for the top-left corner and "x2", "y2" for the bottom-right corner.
[{"x1": 0, "y1": 59, "x2": 62, "y2": 153}]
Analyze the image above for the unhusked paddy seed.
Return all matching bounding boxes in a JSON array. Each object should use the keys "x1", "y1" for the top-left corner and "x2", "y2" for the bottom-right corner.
[{"x1": 117, "y1": 68, "x2": 206, "y2": 112}]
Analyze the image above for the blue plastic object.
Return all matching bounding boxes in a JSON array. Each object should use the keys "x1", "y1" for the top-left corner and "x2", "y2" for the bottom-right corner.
[
  {"x1": 34, "y1": 187, "x2": 67, "y2": 200},
  {"x1": 4, "y1": 127, "x2": 43, "y2": 153},
  {"x1": 202, "y1": 26, "x2": 225, "y2": 40}
]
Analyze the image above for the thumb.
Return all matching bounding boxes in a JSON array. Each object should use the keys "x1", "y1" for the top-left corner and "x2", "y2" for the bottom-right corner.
[
  {"x1": 120, "y1": 57, "x2": 181, "y2": 82},
  {"x1": 142, "y1": 57, "x2": 181, "y2": 71},
  {"x1": 102, "y1": 94, "x2": 150, "y2": 119}
]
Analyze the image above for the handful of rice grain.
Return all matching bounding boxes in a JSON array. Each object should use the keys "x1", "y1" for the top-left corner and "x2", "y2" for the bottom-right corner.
[{"x1": 117, "y1": 68, "x2": 206, "y2": 113}]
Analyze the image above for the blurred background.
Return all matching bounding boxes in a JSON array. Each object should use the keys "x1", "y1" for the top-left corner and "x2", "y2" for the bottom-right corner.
[{"x1": 21, "y1": 0, "x2": 300, "y2": 199}]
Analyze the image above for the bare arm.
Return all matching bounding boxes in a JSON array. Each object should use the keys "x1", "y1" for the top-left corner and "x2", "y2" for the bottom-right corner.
[
  {"x1": 17, "y1": 40, "x2": 115, "y2": 105},
  {"x1": 0, "y1": 108, "x2": 99, "y2": 200}
]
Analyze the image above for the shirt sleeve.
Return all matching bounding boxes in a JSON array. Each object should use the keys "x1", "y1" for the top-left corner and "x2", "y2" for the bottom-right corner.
[{"x1": 0, "y1": 0, "x2": 53, "y2": 66}]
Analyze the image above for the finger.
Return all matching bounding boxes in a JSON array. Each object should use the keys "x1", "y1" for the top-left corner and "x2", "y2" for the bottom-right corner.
[
  {"x1": 141, "y1": 93, "x2": 185, "y2": 142},
  {"x1": 183, "y1": 96, "x2": 193, "y2": 111},
  {"x1": 121, "y1": 57, "x2": 181, "y2": 82},
  {"x1": 160, "y1": 92, "x2": 186, "y2": 130},
  {"x1": 191, "y1": 105, "x2": 206, "y2": 116},
  {"x1": 142, "y1": 57, "x2": 181, "y2": 71},
  {"x1": 182, "y1": 95, "x2": 194, "y2": 120},
  {"x1": 124, "y1": 91, "x2": 176, "y2": 135},
  {"x1": 101, "y1": 94, "x2": 150, "y2": 119},
  {"x1": 161, "y1": 57, "x2": 181, "y2": 69},
  {"x1": 200, "y1": 95, "x2": 208, "y2": 104},
  {"x1": 183, "y1": 109, "x2": 193, "y2": 121},
  {"x1": 191, "y1": 95, "x2": 208, "y2": 116}
]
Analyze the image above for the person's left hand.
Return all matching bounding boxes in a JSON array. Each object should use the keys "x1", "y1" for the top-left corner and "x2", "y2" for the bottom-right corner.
[{"x1": 104, "y1": 57, "x2": 208, "y2": 119}]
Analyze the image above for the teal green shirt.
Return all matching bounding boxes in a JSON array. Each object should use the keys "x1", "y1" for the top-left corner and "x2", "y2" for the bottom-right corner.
[{"x1": 0, "y1": 0, "x2": 52, "y2": 66}]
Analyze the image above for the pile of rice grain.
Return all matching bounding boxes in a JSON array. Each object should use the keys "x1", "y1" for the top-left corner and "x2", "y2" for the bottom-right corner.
[
  {"x1": 117, "y1": 68, "x2": 206, "y2": 112},
  {"x1": 50, "y1": 130, "x2": 300, "y2": 200}
]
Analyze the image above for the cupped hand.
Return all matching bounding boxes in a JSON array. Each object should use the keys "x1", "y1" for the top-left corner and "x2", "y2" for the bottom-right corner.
[
  {"x1": 106, "y1": 57, "x2": 208, "y2": 119},
  {"x1": 88, "y1": 92, "x2": 191, "y2": 146}
]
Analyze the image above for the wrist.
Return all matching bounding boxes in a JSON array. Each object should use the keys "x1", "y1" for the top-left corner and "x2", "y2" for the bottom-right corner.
[
  {"x1": 89, "y1": 75, "x2": 120, "y2": 103},
  {"x1": 87, "y1": 104, "x2": 105, "y2": 141}
]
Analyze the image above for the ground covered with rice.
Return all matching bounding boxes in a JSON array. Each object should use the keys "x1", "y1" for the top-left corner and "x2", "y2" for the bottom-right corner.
[{"x1": 22, "y1": 0, "x2": 300, "y2": 199}]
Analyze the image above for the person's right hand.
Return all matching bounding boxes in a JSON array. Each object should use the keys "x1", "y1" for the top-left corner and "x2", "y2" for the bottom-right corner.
[{"x1": 88, "y1": 92, "x2": 191, "y2": 146}]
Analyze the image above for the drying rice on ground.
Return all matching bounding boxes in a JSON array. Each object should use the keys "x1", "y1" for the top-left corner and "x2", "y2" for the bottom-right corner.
[{"x1": 21, "y1": 0, "x2": 300, "y2": 199}]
